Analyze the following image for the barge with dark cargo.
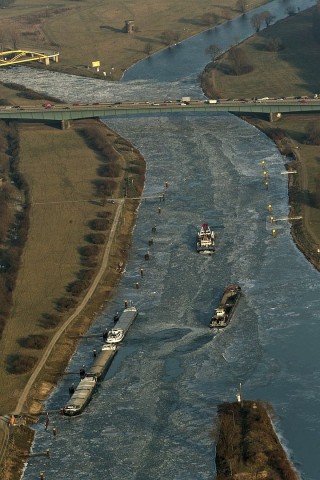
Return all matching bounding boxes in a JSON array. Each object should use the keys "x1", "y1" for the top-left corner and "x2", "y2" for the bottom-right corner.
[
  {"x1": 62, "y1": 305, "x2": 138, "y2": 416},
  {"x1": 63, "y1": 376, "x2": 97, "y2": 416},
  {"x1": 210, "y1": 285, "x2": 241, "y2": 329}
]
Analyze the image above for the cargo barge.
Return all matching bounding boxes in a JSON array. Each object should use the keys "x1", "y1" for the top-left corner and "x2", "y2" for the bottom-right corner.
[
  {"x1": 196, "y1": 223, "x2": 216, "y2": 254},
  {"x1": 63, "y1": 376, "x2": 97, "y2": 416},
  {"x1": 62, "y1": 305, "x2": 138, "y2": 416},
  {"x1": 210, "y1": 285, "x2": 241, "y2": 329},
  {"x1": 87, "y1": 344, "x2": 118, "y2": 381}
]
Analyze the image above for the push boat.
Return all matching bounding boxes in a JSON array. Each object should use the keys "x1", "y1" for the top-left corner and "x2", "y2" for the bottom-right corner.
[
  {"x1": 197, "y1": 223, "x2": 216, "y2": 254},
  {"x1": 210, "y1": 285, "x2": 241, "y2": 329},
  {"x1": 106, "y1": 328, "x2": 124, "y2": 344}
]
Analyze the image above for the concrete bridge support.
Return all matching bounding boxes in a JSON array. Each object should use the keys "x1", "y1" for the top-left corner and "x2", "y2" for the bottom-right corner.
[
  {"x1": 269, "y1": 112, "x2": 282, "y2": 122},
  {"x1": 61, "y1": 119, "x2": 71, "y2": 130}
]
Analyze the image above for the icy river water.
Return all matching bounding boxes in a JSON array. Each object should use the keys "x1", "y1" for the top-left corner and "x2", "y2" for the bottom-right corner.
[{"x1": 0, "y1": 0, "x2": 318, "y2": 478}]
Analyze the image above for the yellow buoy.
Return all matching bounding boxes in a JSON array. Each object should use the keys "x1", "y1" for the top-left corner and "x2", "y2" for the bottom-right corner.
[
  {"x1": 272, "y1": 229, "x2": 276, "y2": 237},
  {"x1": 268, "y1": 204, "x2": 272, "y2": 213}
]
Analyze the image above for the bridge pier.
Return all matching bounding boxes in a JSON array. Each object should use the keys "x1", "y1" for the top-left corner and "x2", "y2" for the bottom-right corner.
[
  {"x1": 269, "y1": 112, "x2": 282, "y2": 122},
  {"x1": 61, "y1": 120, "x2": 71, "y2": 130}
]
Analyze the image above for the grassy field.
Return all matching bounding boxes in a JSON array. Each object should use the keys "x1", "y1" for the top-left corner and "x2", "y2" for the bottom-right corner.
[
  {"x1": 0, "y1": 0, "x2": 269, "y2": 78},
  {"x1": 0, "y1": 116, "x2": 145, "y2": 415},
  {"x1": 201, "y1": 6, "x2": 320, "y2": 269},
  {"x1": 205, "y1": 8, "x2": 320, "y2": 99}
]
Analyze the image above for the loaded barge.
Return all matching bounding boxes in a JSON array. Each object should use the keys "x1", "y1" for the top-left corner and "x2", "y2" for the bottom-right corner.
[
  {"x1": 63, "y1": 305, "x2": 137, "y2": 416},
  {"x1": 210, "y1": 285, "x2": 241, "y2": 329},
  {"x1": 196, "y1": 223, "x2": 216, "y2": 254}
]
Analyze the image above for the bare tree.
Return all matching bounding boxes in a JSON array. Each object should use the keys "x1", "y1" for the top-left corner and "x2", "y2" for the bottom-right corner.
[
  {"x1": 228, "y1": 46, "x2": 252, "y2": 75},
  {"x1": 266, "y1": 37, "x2": 284, "y2": 52},
  {"x1": 159, "y1": 30, "x2": 179, "y2": 46},
  {"x1": 0, "y1": 29, "x2": 7, "y2": 52},
  {"x1": 236, "y1": 0, "x2": 248, "y2": 14},
  {"x1": 305, "y1": 121, "x2": 320, "y2": 145},
  {"x1": 144, "y1": 42, "x2": 153, "y2": 56},
  {"x1": 251, "y1": 13, "x2": 264, "y2": 32},
  {"x1": 9, "y1": 27, "x2": 20, "y2": 49},
  {"x1": 206, "y1": 44, "x2": 222, "y2": 62},
  {"x1": 261, "y1": 10, "x2": 275, "y2": 27},
  {"x1": 201, "y1": 12, "x2": 218, "y2": 27}
]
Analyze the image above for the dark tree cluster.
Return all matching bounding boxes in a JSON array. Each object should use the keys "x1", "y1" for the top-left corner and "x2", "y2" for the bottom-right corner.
[
  {"x1": 159, "y1": 30, "x2": 180, "y2": 46},
  {"x1": 227, "y1": 46, "x2": 253, "y2": 76}
]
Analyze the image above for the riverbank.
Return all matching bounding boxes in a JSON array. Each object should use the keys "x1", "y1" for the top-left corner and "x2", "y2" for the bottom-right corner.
[
  {"x1": 215, "y1": 400, "x2": 299, "y2": 479},
  {"x1": 200, "y1": 5, "x2": 320, "y2": 273},
  {"x1": 240, "y1": 114, "x2": 320, "y2": 272},
  {"x1": 0, "y1": 110, "x2": 145, "y2": 479},
  {"x1": 0, "y1": 0, "x2": 269, "y2": 80}
]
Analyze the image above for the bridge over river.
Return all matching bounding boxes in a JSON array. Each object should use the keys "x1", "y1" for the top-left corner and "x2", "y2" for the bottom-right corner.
[{"x1": 0, "y1": 98, "x2": 320, "y2": 128}]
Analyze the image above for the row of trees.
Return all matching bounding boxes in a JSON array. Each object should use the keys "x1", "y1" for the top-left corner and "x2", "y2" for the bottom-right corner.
[{"x1": 251, "y1": 11, "x2": 275, "y2": 32}]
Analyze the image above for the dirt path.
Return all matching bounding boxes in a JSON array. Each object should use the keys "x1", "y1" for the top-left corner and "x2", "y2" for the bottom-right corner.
[{"x1": 14, "y1": 199, "x2": 124, "y2": 415}]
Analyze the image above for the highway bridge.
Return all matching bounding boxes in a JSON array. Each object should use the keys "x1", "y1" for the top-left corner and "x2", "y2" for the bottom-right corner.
[{"x1": 0, "y1": 98, "x2": 319, "y2": 128}]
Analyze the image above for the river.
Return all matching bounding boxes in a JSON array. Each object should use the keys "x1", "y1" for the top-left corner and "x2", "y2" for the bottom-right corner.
[{"x1": 0, "y1": 1, "x2": 318, "y2": 479}]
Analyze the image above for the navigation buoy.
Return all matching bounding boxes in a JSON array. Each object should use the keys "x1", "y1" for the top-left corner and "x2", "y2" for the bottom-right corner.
[
  {"x1": 135, "y1": 282, "x2": 140, "y2": 289},
  {"x1": 40, "y1": 473, "x2": 45, "y2": 480},
  {"x1": 270, "y1": 216, "x2": 274, "y2": 223},
  {"x1": 124, "y1": 299, "x2": 128, "y2": 308},
  {"x1": 265, "y1": 181, "x2": 269, "y2": 190},
  {"x1": 46, "y1": 449, "x2": 50, "y2": 458},
  {"x1": 144, "y1": 252, "x2": 150, "y2": 261},
  {"x1": 52, "y1": 427, "x2": 57, "y2": 437},
  {"x1": 165, "y1": 181, "x2": 169, "y2": 188},
  {"x1": 158, "y1": 207, "x2": 161, "y2": 214},
  {"x1": 268, "y1": 204, "x2": 272, "y2": 213},
  {"x1": 263, "y1": 171, "x2": 268, "y2": 178},
  {"x1": 93, "y1": 349, "x2": 97, "y2": 358},
  {"x1": 261, "y1": 160, "x2": 265, "y2": 167},
  {"x1": 272, "y1": 229, "x2": 276, "y2": 237},
  {"x1": 140, "y1": 268, "x2": 144, "y2": 277}
]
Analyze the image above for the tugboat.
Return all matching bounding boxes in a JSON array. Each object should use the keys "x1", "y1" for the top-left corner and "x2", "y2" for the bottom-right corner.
[
  {"x1": 197, "y1": 223, "x2": 216, "y2": 254},
  {"x1": 210, "y1": 285, "x2": 241, "y2": 329},
  {"x1": 105, "y1": 328, "x2": 124, "y2": 344}
]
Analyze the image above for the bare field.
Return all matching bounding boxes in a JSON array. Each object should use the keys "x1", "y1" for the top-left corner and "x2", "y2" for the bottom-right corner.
[{"x1": 0, "y1": 0, "x2": 269, "y2": 78}]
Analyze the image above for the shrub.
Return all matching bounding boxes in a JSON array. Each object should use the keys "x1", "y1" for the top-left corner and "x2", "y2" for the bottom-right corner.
[
  {"x1": 18, "y1": 334, "x2": 48, "y2": 349},
  {"x1": 90, "y1": 218, "x2": 109, "y2": 231},
  {"x1": 7, "y1": 354, "x2": 37, "y2": 374},
  {"x1": 78, "y1": 269, "x2": 95, "y2": 281},
  {"x1": 67, "y1": 279, "x2": 90, "y2": 296},
  {"x1": 39, "y1": 313, "x2": 62, "y2": 329},
  {"x1": 79, "y1": 244, "x2": 99, "y2": 257},
  {"x1": 97, "y1": 163, "x2": 120, "y2": 177},
  {"x1": 93, "y1": 178, "x2": 116, "y2": 197},
  {"x1": 81, "y1": 256, "x2": 97, "y2": 267},
  {"x1": 86, "y1": 233, "x2": 106, "y2": 244},
  {"x1": 97, "y1": 210, "x2": 112, "y2": 218},
  {"x1": 56, "y1": 296, "x2": 77, "y2": 312}
]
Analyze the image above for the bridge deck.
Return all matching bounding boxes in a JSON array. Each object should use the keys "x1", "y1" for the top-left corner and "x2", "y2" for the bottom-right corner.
[{"x1": 0, "y1": 99, "x2": 319, "y2": 122}]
